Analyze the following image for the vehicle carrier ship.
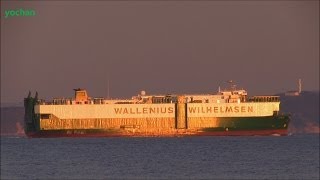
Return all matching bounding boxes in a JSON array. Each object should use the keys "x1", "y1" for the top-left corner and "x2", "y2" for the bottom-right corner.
[{"x1": 24, "y1": 84, "x2": 290, "y2": 137}]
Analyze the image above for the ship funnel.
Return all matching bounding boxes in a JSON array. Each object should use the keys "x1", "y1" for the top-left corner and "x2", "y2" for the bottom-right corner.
[{"x1": 74, "y1": 88, "x2": 89, "y2": 101}]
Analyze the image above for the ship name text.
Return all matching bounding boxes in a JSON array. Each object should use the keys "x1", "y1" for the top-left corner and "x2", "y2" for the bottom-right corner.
[
  {"x1": 188, "y1": 106, "x2": 254, "y2": 114},
  {"x1": 113, "y1": 106, "x2": 253, "y2": 115},
  {"x1": 114, "y1": 107, "x2": 174, "y2": 114}
]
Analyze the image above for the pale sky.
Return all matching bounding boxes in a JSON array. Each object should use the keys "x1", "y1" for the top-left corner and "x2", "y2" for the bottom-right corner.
[{"x1": 1, "y1": 1, "x2": 319, "y2": 103}]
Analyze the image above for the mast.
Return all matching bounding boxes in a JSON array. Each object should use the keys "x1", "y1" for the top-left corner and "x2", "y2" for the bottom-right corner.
[{"x1": 227, "y1": 80, "x2": 236, "y2": 91}]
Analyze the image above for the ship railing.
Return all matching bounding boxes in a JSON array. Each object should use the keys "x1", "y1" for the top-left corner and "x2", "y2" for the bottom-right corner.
[
  {"x1": 36, "y1": 99, "x2": 47, "y2": 105},
  {"x1": 247, "y1": 96, "x2": 280, "y2": 102},
  {"x1": 37, "y1": 98, "x2": 106, "y2": 105},
  {"x1": 52, "y1": 98, "x2": 73, "y2": 105},
  {"x1": 115, "y1": 102, "x2": 134, "y2": 104},
  {"x1": 93, "y1": 98, "x2": 104, "y2": 104}
]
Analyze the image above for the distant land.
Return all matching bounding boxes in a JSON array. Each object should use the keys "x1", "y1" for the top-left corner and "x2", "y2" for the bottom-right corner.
[
  {"x1": 1, "y1": 91, "x2": 319, "y2": 136},
  {"x1": 1, "y1": 102, "x2": 24, "y2": 108},
  {"x1": 278, "y1": 91, "x2": 319, "y2": 134}
]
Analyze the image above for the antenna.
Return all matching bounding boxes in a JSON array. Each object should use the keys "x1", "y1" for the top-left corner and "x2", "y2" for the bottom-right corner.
[{"x1": 227, "y1": 80, "x2": 236, "y2": 91}]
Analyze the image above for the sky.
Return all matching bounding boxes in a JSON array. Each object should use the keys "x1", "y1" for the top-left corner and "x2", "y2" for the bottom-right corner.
[{"x1": 1, "y1": 1, "x2": 319, "y2": 103}]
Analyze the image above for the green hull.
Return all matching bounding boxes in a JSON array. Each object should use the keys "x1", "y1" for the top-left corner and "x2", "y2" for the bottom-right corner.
[
  {"x1": 202, "y1": 116, "x2": 289, "y2": 132},
  {"x1": 25, "y1": 115, "x2": 290, "y2": 137}
]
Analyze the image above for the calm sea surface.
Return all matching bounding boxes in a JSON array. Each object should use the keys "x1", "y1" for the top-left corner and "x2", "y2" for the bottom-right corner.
[{"x1": 1, "y1": 134, "x2": 319, "y2": 179}]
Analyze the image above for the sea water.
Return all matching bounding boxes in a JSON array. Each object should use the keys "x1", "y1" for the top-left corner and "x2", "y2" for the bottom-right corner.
[{"x1": 1, "y1": 134, "x2": 319, "y2": 179}]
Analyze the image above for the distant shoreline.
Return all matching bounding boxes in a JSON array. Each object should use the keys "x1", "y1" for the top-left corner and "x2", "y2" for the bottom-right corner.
[{"x1": 1, "y1": 90, "x2": 319, "y2": 107}]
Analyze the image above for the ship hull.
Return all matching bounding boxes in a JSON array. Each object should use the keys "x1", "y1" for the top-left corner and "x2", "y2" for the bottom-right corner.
[
  {"x1": 26, "y1": 129, "x2": 288, "y2": 138},
  {"x1": 25, "y1": 116, "x2": 290, "y2": 138}
]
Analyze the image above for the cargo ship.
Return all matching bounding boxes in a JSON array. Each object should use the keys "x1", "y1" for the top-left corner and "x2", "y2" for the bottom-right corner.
[{"x1": 24, "y1": 84, "x2": 290, "y2": 137}]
